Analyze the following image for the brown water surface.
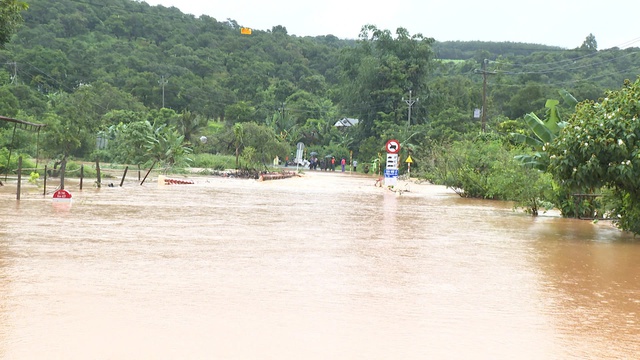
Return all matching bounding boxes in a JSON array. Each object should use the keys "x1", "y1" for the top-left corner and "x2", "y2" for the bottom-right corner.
[{"x1": 0, "y1": 171, "x2": 638, "y2": 359}]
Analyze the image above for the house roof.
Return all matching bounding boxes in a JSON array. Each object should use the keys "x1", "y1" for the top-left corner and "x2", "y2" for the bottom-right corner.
[{"x1": 334, "y1": 118, "x2": 359, "y2": 127}]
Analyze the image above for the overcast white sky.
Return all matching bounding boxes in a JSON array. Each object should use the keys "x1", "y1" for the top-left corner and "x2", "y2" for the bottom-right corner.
[{"x1": 141, "y1": 0, "x2": 640, "y2": 50}]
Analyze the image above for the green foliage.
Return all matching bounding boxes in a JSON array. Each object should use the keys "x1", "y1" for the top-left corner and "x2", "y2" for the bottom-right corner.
[
  {"x1": 233, "y1": 123, "x2": 244, "y2": 169},
  {"x1": 552, "y1": 185, "x2": 604, "y2": 219},
  {"x1": 548, "y1": 78, "x2": 640, "y2": 233},
  {"x1": 241, "y1": 146, "x2": 258, "y2": 166},
  {"x1": 225, "y1": 101, "x2": 256, "y2": 124},
  {"x1": 177, "y1": 110, "x2": 207, "y2": 144},
  {"x1": 144, "y1": 124, "x2": 192, "y2": 170},
  {"x1": 190, "y1": 153, "x2": 235, "y2": 171},
  {"x1": 318, "y1": 143, "x2": 350, "y2": 165},
  {"x1": 59, "y1": 160, "x2": 95, "y2": 178},
  {"x1": 602, "y1": 189, "x2": 640, "y2": 234},
  {"x1": 105, "y1": 120, "x2": 155, "y2": 164},
  {"x1": 28, "y1": 171, "x2": 39, "y2": 185},
  {"x1": 425, "y1": 139, "x2": 554, "y2": 215},
  {"x1": 511, "y1": 90, "x2": 575, "y2": 170},
  {"x1": 0, "y1": 148, "x2": 34, "y2": 173},
  {"x1": 0, "y1": 0, "x2": 27, "y2": 47},
  {"x1": 433, "y1": 40, "x2": 565, "y2": 60},
  {"x1": 239, "y1": 122, "x2": 290, "y2": 165},
  {"x1": 488, "y1": 162, "x2": 555, "y2": 215},
  {"x1": 217, "y1": 122, "x2": 291, "y2": 169},
  {"x1": 339, "y1": 25, "x2": 435, "y2": 142},
  {"x1": 580, "y1": 33, "x2": 598, "y2": 51},
  {"x1": 357, "y1": 136, "x2": 383, "y2": 165}
]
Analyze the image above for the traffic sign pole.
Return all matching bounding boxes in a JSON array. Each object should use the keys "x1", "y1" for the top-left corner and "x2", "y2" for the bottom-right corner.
[
  {"x1": 384, "y1": 139, "x2": 400, "y2": 187},
  {"x1": 405, "y1": 155, "x2": 413, "y2": 179}
]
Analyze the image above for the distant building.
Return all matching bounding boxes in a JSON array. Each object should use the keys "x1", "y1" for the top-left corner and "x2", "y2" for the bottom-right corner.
[{"x1": 334, "y1": 118, "x2": 359, "y2": 128}]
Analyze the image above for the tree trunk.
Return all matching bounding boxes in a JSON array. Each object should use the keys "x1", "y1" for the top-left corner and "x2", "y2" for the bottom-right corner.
[
  {"x1": 60, "y1": 156, "x2": 67, "y2": 190},
  {"x1": 95, "y1": 160, "x2": 101, "y2": 188}
]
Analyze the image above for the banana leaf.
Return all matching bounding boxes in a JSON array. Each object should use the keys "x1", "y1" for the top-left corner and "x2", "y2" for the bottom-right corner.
[
  {"x1": 511, "y1": 133, "x2": 543, "y2": 147},
  {"x1": 524, "y1": 112, "x2": 555, "y2": 144}
]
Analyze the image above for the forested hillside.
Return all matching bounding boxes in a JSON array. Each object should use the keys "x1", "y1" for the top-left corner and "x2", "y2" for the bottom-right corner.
[
  {"x1": 2, "y1": 0, "x2": 354, "y2": 120},
  {"x1": 1, "y1": 0, "x2": 640, "y2": 171},
  {"x1": 2, "y1": 0, "x2": 639, "y2": 127}
]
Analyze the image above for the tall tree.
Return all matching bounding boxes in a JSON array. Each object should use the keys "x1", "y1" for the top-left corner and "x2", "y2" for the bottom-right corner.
[
  {"x1": 0, "y1": 0, "x2": 28, "y2": 47},
  {"x1": 579, "y1": 33, "x2": 597, "y2": 51},
  {"x1": 548, "y1": 78, "x2": 640, "y2": 234},
  {"x1": 338, "y1": 25, "x2": 435, "y2": 142}
]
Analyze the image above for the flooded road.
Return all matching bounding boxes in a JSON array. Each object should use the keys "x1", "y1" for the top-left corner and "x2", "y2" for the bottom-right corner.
[{"x1": 0, "y1": 171, "x2": 639, "y2": 359}]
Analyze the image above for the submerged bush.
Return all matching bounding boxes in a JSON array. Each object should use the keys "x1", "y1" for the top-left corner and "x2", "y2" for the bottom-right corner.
[{"x1": 425, "y1": 139, "x2": 555, "y2": 215}]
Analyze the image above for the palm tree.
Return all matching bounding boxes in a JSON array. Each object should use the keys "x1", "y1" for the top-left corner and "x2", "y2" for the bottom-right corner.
[{"x1": 177, "y1": 110, "x2": 207, "y2": 144}]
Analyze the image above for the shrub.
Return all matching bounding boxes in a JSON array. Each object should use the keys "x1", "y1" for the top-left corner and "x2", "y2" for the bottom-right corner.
[
  {"x1": 426, "y1": 139, "x2": 555, "y2": 215},
  {"x1": 190, "y1": 153, "x2": 235, "y2": 171}
]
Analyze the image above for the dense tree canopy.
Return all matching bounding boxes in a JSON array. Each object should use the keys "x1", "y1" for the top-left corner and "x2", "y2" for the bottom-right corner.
[
  {"x1": 548, "y1": 78, "x2": 640, "y2": 233},
  {"x1": 0, "y1": 0, "x2": 27, "y2": 47}
]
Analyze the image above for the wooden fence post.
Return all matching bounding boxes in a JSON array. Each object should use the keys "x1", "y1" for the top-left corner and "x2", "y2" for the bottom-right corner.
[
  {"x1": 140, "y1": 161, "x2": 156, "y2": 185},
  {"x1": 43, "y1": 165, "x2": 47, "y2": 196},
  {"x1": 80, "y1": 164, "x2": 84, "y2": 190},
  {"x1": 120, "y1": 166, "x2": 129, "y2": 187},
  {"x1": 95, "y1": 160, "x2": 101, "y2": 188},
  {"x1": 16, "y1": 156, "x2": 22, "y2": 200}
]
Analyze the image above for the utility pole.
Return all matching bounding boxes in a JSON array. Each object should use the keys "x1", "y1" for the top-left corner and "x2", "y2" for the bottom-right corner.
[
  {"x1": 6, "y1": 62, "x2": 17, "y2": 85},
  {"x1": 475, "y1": 59, "x2": 496, "y2": 133},
  {"x1": 481, "y1": 60, "x2": 488, "y2": 132},
  {"x1": 159, "y1": 75, "x2": 168, "y2": 108},
  {"x1": 402, "y1": 90, "x2": 418, "y2": 130}
]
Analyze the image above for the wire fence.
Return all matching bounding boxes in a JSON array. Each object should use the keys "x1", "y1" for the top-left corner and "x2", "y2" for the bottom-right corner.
[{"x1": 0, "y1": 159, "x2": 173, "y2": 199}]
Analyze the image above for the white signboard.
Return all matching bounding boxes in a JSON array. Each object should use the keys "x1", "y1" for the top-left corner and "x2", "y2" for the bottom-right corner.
[
  {"x1": 295, "y1": 142, "x2": 305, "y2": 169},
  {"x1": 386, "y1": 154, "x2": 398, "y2": 169}
]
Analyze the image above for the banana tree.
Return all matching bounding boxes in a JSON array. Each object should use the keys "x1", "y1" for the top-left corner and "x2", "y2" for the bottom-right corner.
[
  {"x1": 512, "y1": 90, "x2": 577, "y2": 170},
  {"x1": 266, "y1": 111, "x2": 298, "y2": 142},
  {"x1": 144, "y1": 124, "x2": 192, "y2": 171}
]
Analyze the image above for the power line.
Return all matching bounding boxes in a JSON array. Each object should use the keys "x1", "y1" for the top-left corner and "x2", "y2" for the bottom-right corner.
[{"x1": 490, "y1": 49, "x2": 640, "y2": 75}]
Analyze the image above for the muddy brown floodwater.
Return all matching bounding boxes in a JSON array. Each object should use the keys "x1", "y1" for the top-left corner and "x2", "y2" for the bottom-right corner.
[{"x1": 0, "y1": 171, "x2": 639, "y2": 359}]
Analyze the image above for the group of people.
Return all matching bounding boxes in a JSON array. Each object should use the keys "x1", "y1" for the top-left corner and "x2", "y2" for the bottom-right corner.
[
  {"x1": 276, "y1": 155, "x2": 359, "y2": 173},
  {"x1": 308, "y1": 156, "x2": 357, "y2": 172}
]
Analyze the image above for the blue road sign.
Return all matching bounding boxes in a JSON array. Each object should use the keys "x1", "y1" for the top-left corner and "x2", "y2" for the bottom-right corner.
[{"x1": 384, "y1": 169, "x2": 399, "y2": 177}]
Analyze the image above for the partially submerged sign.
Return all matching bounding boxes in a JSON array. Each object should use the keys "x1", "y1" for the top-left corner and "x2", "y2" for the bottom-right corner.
[{"x1": 52, "y1": 189, "x2": 72, "y2": 203}]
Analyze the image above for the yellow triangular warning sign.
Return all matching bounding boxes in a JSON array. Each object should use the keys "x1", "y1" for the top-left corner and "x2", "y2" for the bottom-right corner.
[{"x1": 405, "y1": 155, "x2": 413, "y2": 163}]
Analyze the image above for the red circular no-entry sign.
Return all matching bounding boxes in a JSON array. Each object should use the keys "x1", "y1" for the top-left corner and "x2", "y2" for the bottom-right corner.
[{"x1": 386, "y1": 139, "x2": 400, "y2": 154}]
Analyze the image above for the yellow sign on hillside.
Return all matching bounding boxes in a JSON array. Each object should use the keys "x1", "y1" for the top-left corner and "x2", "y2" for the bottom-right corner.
[
  {"x1": 405, "y1": 155, "x2": 413, "y2": 163},
  {"x1": 241, "y1": 27, "x2": 252, "y2": 35}
]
